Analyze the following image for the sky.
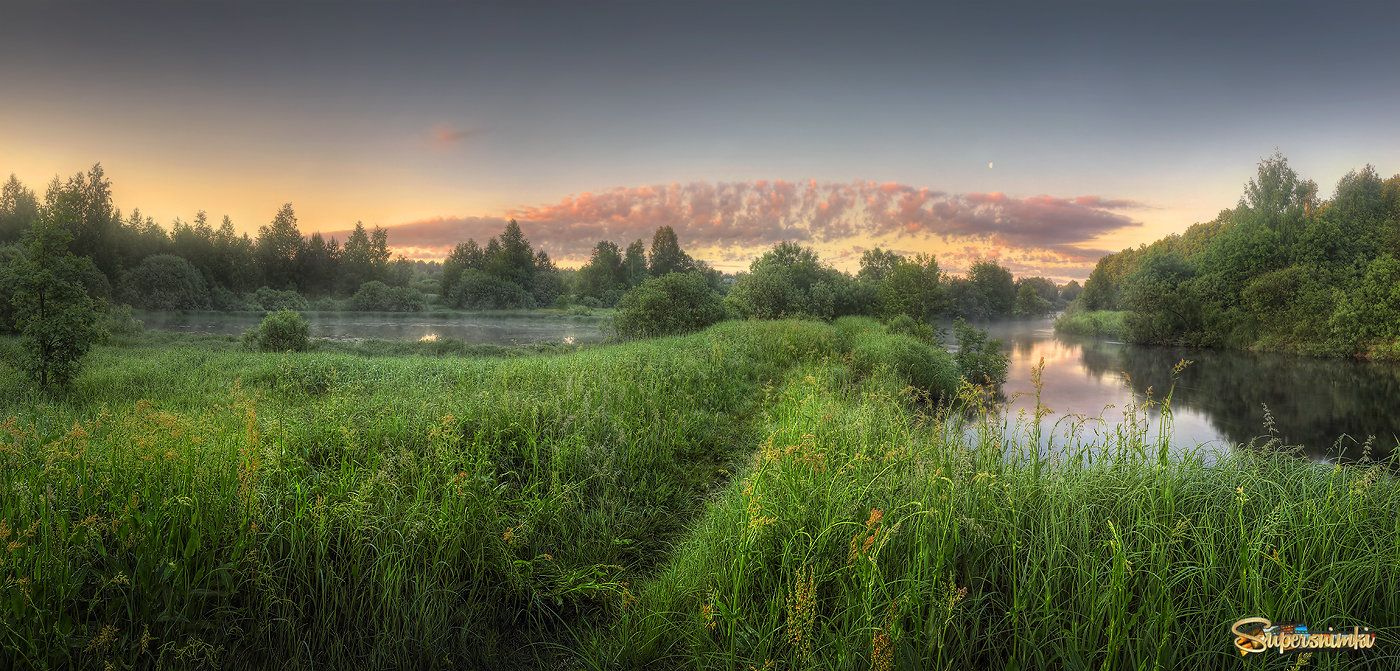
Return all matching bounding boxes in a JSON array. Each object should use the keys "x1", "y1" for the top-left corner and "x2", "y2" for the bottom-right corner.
[{"x1": 3, "y1": 0, "x2": 1400, "y2": 281}]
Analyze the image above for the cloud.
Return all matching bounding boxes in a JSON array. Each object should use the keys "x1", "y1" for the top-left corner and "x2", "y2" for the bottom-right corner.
[
  {"x1": 347, "y1": 179, "x2": 1145, "y2": 275},
  {"x1": 429, "y1": 123, "x2": 485, "y2": 150}
]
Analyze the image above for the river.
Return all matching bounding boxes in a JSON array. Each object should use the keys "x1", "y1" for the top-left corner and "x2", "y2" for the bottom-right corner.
[
  {"x1": 135, "y1": 310, "x2": 608, "y2": 346},
  {"x1": 977, "y1": 318, "x2": 1400, "y2": 462}
]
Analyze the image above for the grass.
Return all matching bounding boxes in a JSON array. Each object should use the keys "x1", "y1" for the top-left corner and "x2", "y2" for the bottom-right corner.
[
  {"x1": 1, "y1": 319, "x2": 1397, "y2": 670},
  {"x1": 1054, "y1": 309, "x2": 1129, "y2": 339}
]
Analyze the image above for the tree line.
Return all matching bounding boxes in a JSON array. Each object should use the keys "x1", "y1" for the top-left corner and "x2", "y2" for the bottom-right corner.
[
  {"x1": 1, "y1": 162, "x2": 1084, "y2": 385},
  {"x1": 1070, "y1": 152, "x2": 1400, "y2": 358}
]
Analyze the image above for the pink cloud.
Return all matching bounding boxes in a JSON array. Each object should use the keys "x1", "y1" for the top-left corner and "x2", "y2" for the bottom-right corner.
[
  {"x1": 343, "y1": 179, "x2": 1143, "y2": 274},
  {"x1": 430, "y1": 123, "x2": 485, "y2": 151}
]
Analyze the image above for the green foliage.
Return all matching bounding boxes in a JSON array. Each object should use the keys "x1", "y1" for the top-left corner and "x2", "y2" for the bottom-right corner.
[
  {"x1": 350, "y1": 280, "x2": 426, "y2": 312},
  {"x1": 884, "y1": 313, "x2": 941, "y2": 344},
  {"x1": 256, "y1": 203, "x2": 303, "y2": 290},
  {"x1": 440, "y1": 239, "x2": 483, "y2": 296},
  {"x1": 647, "y1": 225, "x2": 693, "y2": 277},
  {"x1": 4, "y1": 320, "x2": 1398, "y2": 668},
  {"x1": 0, "y1": 242, "x2": 24, "y2": 332},
  {"x1": 946, "y1": 259, "x2": 1016, "y2": 319},
  {"x1": 3, "y1": 220, "x2": 106, "y2": 386},
  {"x1": 1013, "y1": 282, "x2": 1052, "y2": 317},
  {"x1": 576, "y1": 240, "x2": 625, "y2": 299},
  {"x1": 1053, "y1": 309, "x2": 1127, "y2": 339},
  {"x1": 242, "y1": 309, "x2": 311, "y2": 352},
  {"x1": 447, "y1": 269, "x2": 536, "y2": 309},
  {"x1": 1072, "y1": 153, "x2": 1400, "y2": 357},
  {"x1": 338, "y1": 222, "x2": 391, "y2": 293},
  {"x1": 1058, "y1": 279, "x2": 1083, "y2": 305},
  {"x1": 251, "y1": 286, "x2": 309, "y2": 312},
  {"x1": 0, "y1": 173, "x2": 40, "y2": 244},
  {"x1": 873, "y1": 251, "x2": 945, "y2": 321},
  {"x1": 1120, "y1": 247, "x2": 1200, "y2": 344},
  {"x1": 100, "y1": 302, "x2": 144, "y2": 336},
  {"x1": 613, "y1": 271, "x2": 726, "y2": 339},
  {"x1": 209, "y1": 284, "x2": 252, "y2": 311},
  {"x1": 120, "y1": 254, "x2": 211, "y2": 310},
  {"x1": 953, "y1": 319, "x2": 1008, "y2": 387},
  {"x1": 724, "y1": 242, "x2": 858, "y2": 321},
  {"x1": 850, "y1": 327, "x2": 960, "y2": 398}
]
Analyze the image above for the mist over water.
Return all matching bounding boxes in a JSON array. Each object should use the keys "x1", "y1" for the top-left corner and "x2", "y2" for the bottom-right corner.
[{"x1": 136, "y1": 311, "x2": 607, "y2": 346}]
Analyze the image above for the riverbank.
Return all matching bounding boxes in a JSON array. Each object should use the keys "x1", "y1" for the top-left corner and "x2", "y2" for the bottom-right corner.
[
  {"x1": 1052, "y1": 309, "x2": 1128, "y2": 339},
  {"x1": 1, "y1": 319, "x2": 1395, "y2": 669}
]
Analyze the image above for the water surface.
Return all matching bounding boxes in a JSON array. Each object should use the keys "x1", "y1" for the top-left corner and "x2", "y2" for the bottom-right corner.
[
  {"x1": 976, "y1": 318, "x2": 1400, "y2": 461},
  {"x1": 137, "y1": 311, "x2": 607, "y2": 345}
]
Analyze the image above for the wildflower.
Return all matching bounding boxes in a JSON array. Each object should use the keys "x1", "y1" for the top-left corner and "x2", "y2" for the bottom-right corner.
[
  {"x1": 84, "y1": 624, "x2": 119, "y2": 655},
  {"x1": 786, "y1": 567, "x2": 817, "y2": 664},
  {"x1": 849, "y1": 509, "x2": 885, "y2": 565},
  {"x1": 700, "y1": 592, "x2": 717, "y2": 630}
]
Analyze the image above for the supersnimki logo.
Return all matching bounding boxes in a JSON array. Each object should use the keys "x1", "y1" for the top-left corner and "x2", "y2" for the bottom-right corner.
[{"x1": 1232, "y1": 618, "x2": 1377, "y2": 656}]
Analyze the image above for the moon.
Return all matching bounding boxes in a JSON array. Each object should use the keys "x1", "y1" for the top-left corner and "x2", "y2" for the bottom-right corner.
[{"x1": 988, "y1": 161, "x2": 994, "y2": 169}]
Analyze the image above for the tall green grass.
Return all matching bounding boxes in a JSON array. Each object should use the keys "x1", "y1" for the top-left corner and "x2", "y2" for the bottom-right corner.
[
  {"x1": 1, "y1": 320, "x2": 1395, "y2": 670},
  {"x1": 602, "y1": 363, "x2": 1400, "y2": 670},
  {"x1": 1054, "y1": 310, "x2": 1129, "y2": 339}
]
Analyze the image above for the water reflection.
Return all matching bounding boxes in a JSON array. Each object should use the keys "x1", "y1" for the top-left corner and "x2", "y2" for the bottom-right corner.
[
  {"x1": 137, "y1": 311, "x2": 607, "y2": 346},
  {"x1": 972, "y1": 319, "x2": 1400, "y2": 461}
]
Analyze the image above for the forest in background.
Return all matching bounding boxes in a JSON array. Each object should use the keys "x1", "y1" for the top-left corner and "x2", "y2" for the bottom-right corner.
[
  {"x1": 0, "y1": 163, "x2": 1078, "y2": 328},
  {"x1": 1066, "y1": 153, "x2": 1400, "y2": 358}
]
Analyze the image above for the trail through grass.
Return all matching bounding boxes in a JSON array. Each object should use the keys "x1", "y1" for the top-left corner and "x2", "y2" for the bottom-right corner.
[{"x1": 1, "y1": 319, "x2": 1396, "y2": 670}]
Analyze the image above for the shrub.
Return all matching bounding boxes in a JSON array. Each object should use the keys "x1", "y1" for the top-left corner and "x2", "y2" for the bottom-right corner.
[
  {"x1": 849, "y1": 329, "x2": 960, "y2": 399},
  {"x1": 100, "y1": 303, "x2": 144, "y2": 336},
  {"x1": 351, "y1": 281, "x2": 426, "y2": 312},
  {"x1": 1053, "y1": 309, "x2": 1127, "y2": 339},
  {"x1": 242, "y1": 309, "x2": 311, "y2": 352},
  {"x1": 953, "y1": 319, "x2": 1009, "y2": 387},
  {"x1": 119, "y1": 254, "x2": 211, "y2": 310},
  {"x1": 251, "y1": 286, "x2": 309, "y2": 312},
  {"x1": 613, "y1": 271, "x2": 727, "y2": 339},
  {"x1": 210, "y1": 285, "x2": 252, "y2": 311},
  {"x1": 447, "y1": 270, "x2": 536, "y2": 310},
  {"x1": 885, "y1": 313, "x2": 942, "y2": 345},
  {"x1": 309, "y1": 297, "x2": 342, "y2": 311}
]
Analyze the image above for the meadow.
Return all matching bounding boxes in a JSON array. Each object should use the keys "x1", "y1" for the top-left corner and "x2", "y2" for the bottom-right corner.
[{"x1": 1, "y1": 319, "x2": 1396, "y2": 670}]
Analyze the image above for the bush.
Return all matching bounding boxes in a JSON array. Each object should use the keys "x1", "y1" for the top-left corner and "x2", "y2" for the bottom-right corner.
[
  {"x1": 613, "y1": 271, "x2": 727, "y2": 339},
  {"x1": 210, "y1": 285, "x2": 252, "y2": 311},
  {"x1": 100, "y1": 303, "x2": 144, "y2": 336},
  {"x1": 953, "y1": 319, "x2": 1009, "y2": 387},
  {"x1": 351, "y1": 281, "x2": 426, "y2": 312},
  {"x1": 251, "y1": 286, "x2": 309, "y2": 312},
  {"x1": 447, "y1": 270, "x2": 536, "y2": 310},
  {"x1": 885, "y1": 313, "x2": 942, "y2": 344},
  {"x1": 849, "y1": 329, "x2": 960, "y2": 399},
  {"x1": 119, "y1": 254, "x2": 210, "y2": 310},
  {"x1": 1053, "y1": 309, "x2": 1127, "y2": 339},
  {"x1": 242, "y1": 309, "x2": 311, "y2": 352},
  {"x1": 309, "y1": 297, "x2": 343, "y2": 311}
]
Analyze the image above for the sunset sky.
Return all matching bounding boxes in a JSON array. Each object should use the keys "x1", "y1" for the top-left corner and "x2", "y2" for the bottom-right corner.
[{"x1": 4, "y1": 1, "x2": 1399, "y2": 280}]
